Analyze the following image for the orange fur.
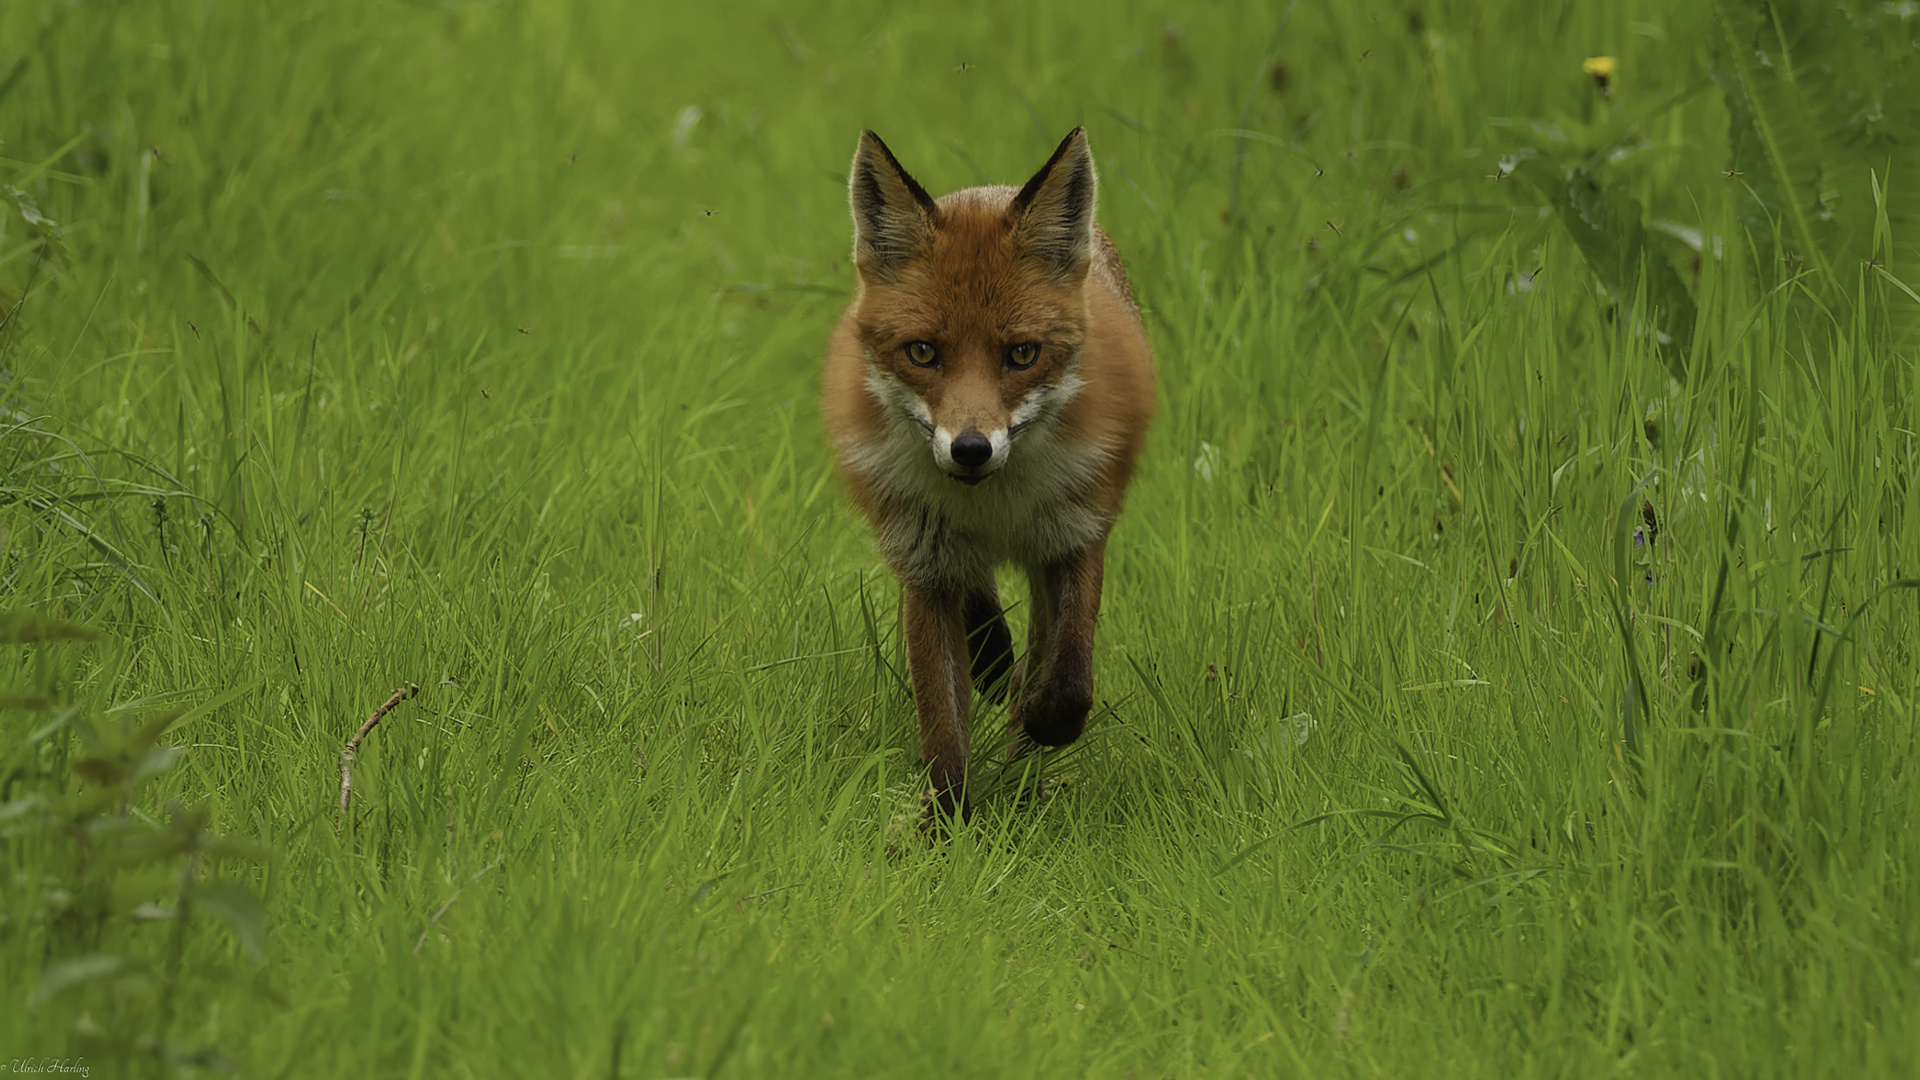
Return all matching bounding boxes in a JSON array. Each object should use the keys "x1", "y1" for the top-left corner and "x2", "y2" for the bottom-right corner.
[{"x1": 823, "y1": 128, "x2": 1154, "y2": 820}]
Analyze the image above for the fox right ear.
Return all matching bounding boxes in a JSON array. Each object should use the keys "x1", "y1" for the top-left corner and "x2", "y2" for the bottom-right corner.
[{"x1": 850, "y1": 131, "x2": 938, "y2": 281}]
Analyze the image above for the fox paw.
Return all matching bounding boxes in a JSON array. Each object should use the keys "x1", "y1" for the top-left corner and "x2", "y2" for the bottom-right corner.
[
  {"x1": 1011, "y1": 684, "x2": 1092, "y2": 747},
  {"x1": 920, "y1": 786, "x2": 970, "y2": 834}
]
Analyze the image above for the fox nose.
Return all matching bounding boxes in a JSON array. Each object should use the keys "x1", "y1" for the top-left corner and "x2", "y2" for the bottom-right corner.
[{"x1": 950, "y1": 431, "x2": 993, "y2": 469}]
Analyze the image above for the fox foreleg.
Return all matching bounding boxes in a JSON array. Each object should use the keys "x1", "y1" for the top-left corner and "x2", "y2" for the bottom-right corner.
[{"x1": 903, "y1": 584, "x2": 974, "y2": 819}]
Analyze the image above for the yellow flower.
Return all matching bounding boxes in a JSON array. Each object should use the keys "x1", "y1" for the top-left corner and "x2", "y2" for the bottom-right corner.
[{"x1": 1583, "y1": 55, "x2": 1616, "y2": 97}]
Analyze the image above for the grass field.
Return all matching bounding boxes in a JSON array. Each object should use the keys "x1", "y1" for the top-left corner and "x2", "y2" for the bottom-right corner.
[{"x1": 4, "y1": 0, "x2": 1918, "y2": 1075}]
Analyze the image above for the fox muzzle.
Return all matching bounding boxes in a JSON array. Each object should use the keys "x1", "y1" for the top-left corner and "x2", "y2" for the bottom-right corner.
[{"x1": 932, "y1": 424, "x2": 1010, "y2": 483}]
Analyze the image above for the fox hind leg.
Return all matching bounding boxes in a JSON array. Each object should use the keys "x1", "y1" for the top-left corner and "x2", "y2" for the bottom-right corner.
[{"x1": 963, "y1": 585, "x2": 1016, "y2": 704}]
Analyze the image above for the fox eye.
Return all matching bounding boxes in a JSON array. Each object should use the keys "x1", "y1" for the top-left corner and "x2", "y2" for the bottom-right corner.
[
  {"x1": 904, "y1": 341, "x2": 939, "y2": 368},
  {"x1": 1006, "y1": 343, "x2": 1041, "y2": 370}
]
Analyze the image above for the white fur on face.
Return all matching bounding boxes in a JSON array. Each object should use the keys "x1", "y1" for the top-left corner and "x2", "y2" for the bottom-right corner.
[
  {"x1": 865, "y1": 368, "x2": 934, "y2": 431},
  {"x1": 1010, "y1": 367, "x2": 1084, "y2": 433},
  {"x1": 931, "y1": 425, "x2": 959, "y2": 471},
  {"x1": 932, "y1": 424, "x2": 1010, "y2": 475},
  {"x1": 843, "y1": 357, "x2": 1108, "y2": 589},
  {"x1": 866, "y1": 361, "x2": 1086, "y2": 477},
  {"x1": 986, "y1": 426, "x2": 1010, "y2": 464}
]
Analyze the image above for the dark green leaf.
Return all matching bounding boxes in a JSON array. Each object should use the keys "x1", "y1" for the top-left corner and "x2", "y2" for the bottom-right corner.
[
  {"x1": 192, "y1": 881, "x2": 268, "y2": 962},
  {"x1": 164, "y1": 800, "x2": 211, "y2": 835},
  {"x1": 126, "y1": 744, "x2": 184, "y2": 785},
  {"x1": 110, "y1": 867, "x2": 183, "y2": 915},
  {"x1": 1713, "y1": 0, "x2": 1835, "y2": 283},
  {"x1": 68, "y1": 714, "x2": 110, "y2": 756},
  {"x1": 0, "y1": 611, "x2": 99, "y2": 644},
  {"x1": 1874, "y1": 93, "x2": 1920, "y2": 347},
  {"x1": 129, "y1": 707, "x2": 189, "y2": 753},
  {"x1": 1514, "y1": 159, "x2": 1697, "y2": 380},
  {"x1": 201, "y1": 835, "x2": 273, "y2": 863},
  {"x1": 72, "y1": 756, "x2": 130, "y2": 786},
  {"x1": 109, "y1": 829, "x2": 194, "y2": 866},
  {"x1": 31, "y1": 954, "x2": 128, "y2": 1004}
]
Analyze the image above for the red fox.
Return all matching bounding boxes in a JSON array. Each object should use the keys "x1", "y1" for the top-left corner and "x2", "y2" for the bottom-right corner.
[{"x1": 823, "y1": 128, "x2": 1155, "y2": 819}]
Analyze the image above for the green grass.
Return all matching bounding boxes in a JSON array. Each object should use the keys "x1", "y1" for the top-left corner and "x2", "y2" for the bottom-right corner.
[{"x1": 4, "y1": 0, "x2": 1917, "y2": 1075}]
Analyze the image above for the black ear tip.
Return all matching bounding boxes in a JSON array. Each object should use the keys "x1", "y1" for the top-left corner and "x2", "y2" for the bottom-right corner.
[
  {"x1": 1048, "y1": 127, "x2": 1092, "y2": 170},
  {"x1": 858, "y1": 130, "x2": 901, "y2": 163}
]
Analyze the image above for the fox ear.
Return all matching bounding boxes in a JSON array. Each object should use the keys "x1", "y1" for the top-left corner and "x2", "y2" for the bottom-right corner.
[
  {"x1": 850, "y1": 131, "x2": 938, "y2": 281},
  {"x1": 1010, "y1": 127, "x2": 1096, "y2": 280}
]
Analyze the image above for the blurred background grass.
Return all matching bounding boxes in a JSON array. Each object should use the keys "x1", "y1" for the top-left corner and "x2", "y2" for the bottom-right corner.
[{"x1": 3, "y1": 0, "x2": 1917, "y2": 1075}]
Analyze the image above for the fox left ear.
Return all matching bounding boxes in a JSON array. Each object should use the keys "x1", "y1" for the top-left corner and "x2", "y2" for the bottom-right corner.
[{"x1": 1010, "y1": 127, "x2": 1096, "y2": 280}]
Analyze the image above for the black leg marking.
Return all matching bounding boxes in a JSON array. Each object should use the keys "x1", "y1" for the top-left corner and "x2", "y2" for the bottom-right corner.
[
  {"x1": 1015, "y1": 670, "x2": 1093, "y2": 746},
  {"x1": 963, "y1": 588, "x2": 1016, "y2": 704},
  {"x1": 1011, "y1": 539, "x2": 1104, "y2": 748}
]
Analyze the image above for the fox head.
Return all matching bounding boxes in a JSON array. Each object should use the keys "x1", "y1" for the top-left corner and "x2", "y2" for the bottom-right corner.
[{"x1": 847, "y1": 128, "x2": 1099, "y2": 486}]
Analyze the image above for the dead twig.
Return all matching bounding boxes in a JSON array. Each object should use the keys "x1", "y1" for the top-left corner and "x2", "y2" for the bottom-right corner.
[{"x1": 337, "y1": 683, "x2": 420, "y2": 824}]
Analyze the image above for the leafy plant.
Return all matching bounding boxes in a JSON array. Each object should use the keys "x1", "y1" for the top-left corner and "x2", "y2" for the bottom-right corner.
[
  {"x1": 1509, "y1": 148, "x2": 1700, "y2": 379},
  {"x1": 1501, "y1": 0, "x2": 1920, "y2": 373},
  {"x1": 1, "y1": 613, "x2": 269, "y2": 1075}
]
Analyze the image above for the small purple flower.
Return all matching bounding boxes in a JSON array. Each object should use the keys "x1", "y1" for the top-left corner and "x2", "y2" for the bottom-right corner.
[{"x1": 1632, "y1": 527, "x2": 1646, "y2": 548}]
